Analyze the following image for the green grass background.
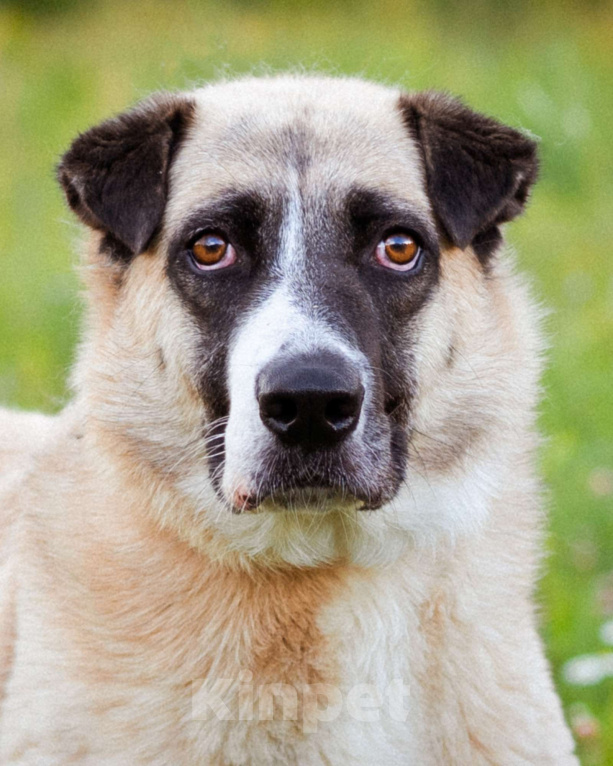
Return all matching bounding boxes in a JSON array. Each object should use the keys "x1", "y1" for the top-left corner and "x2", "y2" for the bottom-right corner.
[{"x1": 0, "y1": 0, "x2": 611, "y2": 760}]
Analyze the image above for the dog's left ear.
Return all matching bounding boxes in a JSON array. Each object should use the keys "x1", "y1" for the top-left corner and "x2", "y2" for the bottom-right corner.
[
  {"x1": 58, "y1": 94, "x2": 194, "y2": 258},
  {"x1": 400, "y1": 92, "x2": 538, "y2": 254}
]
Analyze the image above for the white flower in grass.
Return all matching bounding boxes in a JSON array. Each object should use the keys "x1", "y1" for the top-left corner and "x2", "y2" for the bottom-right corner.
[{"x1": 563, "y1": 653, "x2": 613, "y2": 686}]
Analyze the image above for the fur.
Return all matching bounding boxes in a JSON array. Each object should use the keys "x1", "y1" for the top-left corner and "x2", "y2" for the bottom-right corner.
[{"x1": 0, "y1": 75, "x2": 576, "y2": 764}]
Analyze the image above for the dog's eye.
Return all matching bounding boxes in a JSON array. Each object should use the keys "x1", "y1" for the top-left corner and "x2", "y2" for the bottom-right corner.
[
  {"x1": 191, "y1": 233, "x2": 236, "y2": 270},
  {"x1": 375, "y1": 232, "x2": 422, "y2": 272}
]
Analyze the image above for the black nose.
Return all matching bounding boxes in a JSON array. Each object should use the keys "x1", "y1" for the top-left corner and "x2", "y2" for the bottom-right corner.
[{"x1": 257, "y1": 352, "x2": 364, "y2": 450}]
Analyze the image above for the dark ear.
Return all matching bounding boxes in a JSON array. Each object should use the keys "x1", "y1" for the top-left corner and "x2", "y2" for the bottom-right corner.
[
  {"x1": 58, "y1": 94, "x2": 194, "y2": 257},
  {"x1": 399, "y1": 92, "x2": 538, "y2": 255}
]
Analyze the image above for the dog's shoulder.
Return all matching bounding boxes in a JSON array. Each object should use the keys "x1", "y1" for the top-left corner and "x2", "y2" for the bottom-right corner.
[
  {"x1": 0, "y1": 409, "x2": 57, "y2": 706},
  {"x1": 0, "y1": 408, "x2": 56, "y2": 481},
  {"x1": 0, "y1": 408, "x2": 57, "y2": 540}
]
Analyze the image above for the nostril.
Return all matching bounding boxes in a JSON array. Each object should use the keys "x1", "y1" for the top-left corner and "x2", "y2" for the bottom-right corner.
[
  {"x1": 265, "y1": 396, "x2": 298, "y2": 426},
  {"x1": 324, "y1": 395, "x2": 358, "y2": 429}
]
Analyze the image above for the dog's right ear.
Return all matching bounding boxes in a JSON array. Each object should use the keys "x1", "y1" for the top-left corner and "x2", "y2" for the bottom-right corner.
[{"x1": 57, "y1": 94, "x2": 194, "y2": 259}]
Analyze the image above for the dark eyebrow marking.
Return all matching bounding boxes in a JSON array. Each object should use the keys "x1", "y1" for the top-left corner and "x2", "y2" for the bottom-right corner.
[
  {"x1": 346, "y1": 186, "x2": 440, "y2": 253},
  {"x1": 170, "y1": 189, "x2": 268, "y2": 246}
]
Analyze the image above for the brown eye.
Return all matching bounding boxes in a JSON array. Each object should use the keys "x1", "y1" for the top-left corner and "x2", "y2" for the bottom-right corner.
[
  {"x1": 385, "y1": 233, "x2": 418, "y2": 263},
  {"x1": 375, "y1": 232, "x2": 422, "y2": 272},
  {"x1": 190, "y1": 233, "x2": 236, "y2": 270}
]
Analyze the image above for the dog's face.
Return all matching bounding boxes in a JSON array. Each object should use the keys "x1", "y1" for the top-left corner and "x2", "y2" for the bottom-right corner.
[{"x1": 59, "y1": 76, "x2": 539, "y2": 567}]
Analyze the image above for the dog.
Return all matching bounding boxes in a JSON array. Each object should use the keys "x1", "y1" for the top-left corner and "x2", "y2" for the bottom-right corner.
[{"x1": 0, "y1": 75, "x2": 577, "y2": 764}]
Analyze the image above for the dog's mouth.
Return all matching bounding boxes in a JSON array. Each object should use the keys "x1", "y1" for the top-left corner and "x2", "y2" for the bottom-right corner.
[
  {"x1": 231, "y1": 481, "x2": 386, "y2": 515},
  {"x1": 209, "y1": 426, "x2": 406, "y2": 515}
]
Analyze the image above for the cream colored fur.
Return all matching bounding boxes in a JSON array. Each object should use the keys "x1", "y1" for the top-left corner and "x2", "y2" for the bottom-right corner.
[{"x1": 0, "y1": 76, "x2": 576, "y2": 764}]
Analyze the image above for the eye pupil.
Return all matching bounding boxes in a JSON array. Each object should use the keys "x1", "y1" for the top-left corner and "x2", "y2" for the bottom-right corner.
[{"x1": 192, "y1": 234, "x2": 228, "y2": 265}]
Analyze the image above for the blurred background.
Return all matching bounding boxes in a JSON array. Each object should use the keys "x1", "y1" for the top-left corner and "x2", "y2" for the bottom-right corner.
[{"x1": 0, "y1": 0, "x2": 611, "y2": 760}]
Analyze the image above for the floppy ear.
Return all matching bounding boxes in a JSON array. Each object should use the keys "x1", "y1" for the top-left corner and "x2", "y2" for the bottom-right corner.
[
  {"x1": 58, "y1": 94, "x2": 194, "y2": 258},
  {"x1": 399, "y1": 92, "x2": 538, "y2": 255}
]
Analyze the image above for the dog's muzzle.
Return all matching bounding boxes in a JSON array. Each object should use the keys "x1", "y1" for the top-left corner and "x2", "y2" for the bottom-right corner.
[{"x1": 220, "y1": 343, "x2": 404, "y2": 515}]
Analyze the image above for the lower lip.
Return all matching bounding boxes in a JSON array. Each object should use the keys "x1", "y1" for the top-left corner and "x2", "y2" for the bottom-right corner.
[{"x1": 230, "y1": 488, "x2": 367, "y2": 515}]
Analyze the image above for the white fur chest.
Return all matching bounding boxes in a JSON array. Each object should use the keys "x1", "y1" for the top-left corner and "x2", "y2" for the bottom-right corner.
[
  {"x1": 190, "y1": 564, "x2": 424, "y2": 765},
  {"x1": 311, "y1": 566, "x2": 425, "y2": 765},
  {"x1": 187, "y1": 565, "x2": 423, "y2": 765}
]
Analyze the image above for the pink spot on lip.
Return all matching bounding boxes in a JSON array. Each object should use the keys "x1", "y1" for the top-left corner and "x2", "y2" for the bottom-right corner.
[{"x1": 232, "y1": 487, "x2": 258, "y2": 514}]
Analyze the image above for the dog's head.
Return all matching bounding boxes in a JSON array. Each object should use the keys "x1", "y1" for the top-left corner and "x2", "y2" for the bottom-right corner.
[{"x1": 59, "y1": 76, "x2": 540, "y2": 567}]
